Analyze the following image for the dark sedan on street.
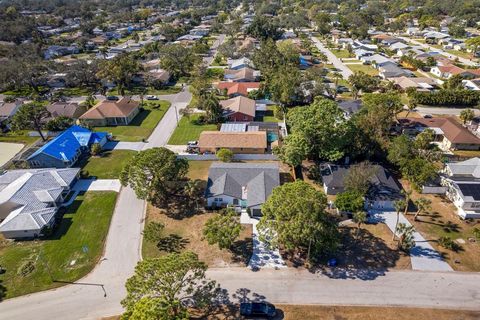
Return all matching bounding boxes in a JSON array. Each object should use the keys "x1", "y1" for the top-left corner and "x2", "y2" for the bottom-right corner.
[{"x1": 240, "y1": 302, "x2": 277, "y2": 319}]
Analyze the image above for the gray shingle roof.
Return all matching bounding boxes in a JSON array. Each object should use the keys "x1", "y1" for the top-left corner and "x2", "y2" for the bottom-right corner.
[
  {"x1": 205, "y1": 162, "x2": 280, "y2": 209},
  {"x1": 0, "y1": 168, "x2": 79, "y2": 233},
  {"x1": 320, "y1": 163, "x2": 401, "y2": 200}
]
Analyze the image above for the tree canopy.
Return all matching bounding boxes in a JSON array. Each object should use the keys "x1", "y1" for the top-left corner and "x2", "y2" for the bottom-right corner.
[
  {"x1": 275, "y1": 98, "x2": 352, "y2": 165},
  {"x1": 121, "y1": 252, "x2": 220, "y2": 320},
  {"x1": 120, "y1": 148, "x2": 189, "y2": 207},
  {"x1": 257, "y1": 180, "x2": 339, "y2": 261}
]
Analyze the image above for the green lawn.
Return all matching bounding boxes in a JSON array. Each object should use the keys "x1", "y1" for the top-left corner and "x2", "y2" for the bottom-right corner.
[
  {"x1": 445, "y1": 49, "x2": 477, "y2": 61},
  {"x1": 347, "y1": 63, "x2": 379, "y2": 76},
  {"x1": 187, "y1": 160, "x2": 213, "y2": 181},
  {"x1": 261, "y1": 105, "x2": 279, "y2": 122},
  {"x1": 0, "y1": 131, "x2": 39, "y2": 146},
  {"x1": 57, "y1": 87, "x2": 92, "y2": 96},
  {"x1": 168, "y1": 113, "x2": 217, "y2": 145},
  {"x1": 94, "y1": 100, "x2": 170, "y2": 142},
  {"x1": 330, "y1": 49, "x2": 352, "y2": 59},
  {"x1": 0, "y1": 192, "x2": 118, "y2": 299},
  {"x1": 77, "y1": 150, "x2": 137, "y2": 179}
]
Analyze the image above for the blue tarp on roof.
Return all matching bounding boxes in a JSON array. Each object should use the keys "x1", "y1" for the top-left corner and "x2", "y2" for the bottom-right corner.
[{"x1": 27, "y1": 125, "x2": 107, "y2": 162}]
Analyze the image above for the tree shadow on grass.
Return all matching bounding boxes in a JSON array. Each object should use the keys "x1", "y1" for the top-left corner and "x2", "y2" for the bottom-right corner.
[
  {"x1": 163, "y1": 197, "x2": 205, "y2": 220},
  {"x1": 311, "y1": 227, "x2": 404, "y2": 280},
  {"x1": 230, "y1": 237, "x2": 253, "y2": 265},
  {"x1": 156, "y1": 234, "x2": 190, "y2": 253},
  {"x1": 0, "y1": 278, "x2": 6, "y2": 302}
]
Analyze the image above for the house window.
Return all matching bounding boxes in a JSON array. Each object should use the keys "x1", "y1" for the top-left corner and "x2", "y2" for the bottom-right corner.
[
  {"x1": 30, "y1": 160, "x2": 41, "y2": 167},
  {"x1": 214, "y1": 198, "x2": 223, "y2": 202}
]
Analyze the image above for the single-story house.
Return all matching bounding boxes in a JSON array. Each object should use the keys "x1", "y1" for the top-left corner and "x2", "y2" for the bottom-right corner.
[
  {"x1": 0, "y1": 100, "x2": 23, "y2": 125},
  {"x1": 224, "y1": 67, "x2": 260, "y2": 82},
  {"x1": 198, "y1": 131, "x2": 267, "y2": 154},
  {"x1": 338, "y1": 100, "x2": 362, "y2": 119},
  {"x1": 205, "y1": 162, "x2": 280, "y2": 216},
  {"x1": 400, "y1": 117, "x2": 480, "y2": 151},
  {"x1": 442, "y1": 158, "x2": 480, "y2": 218},
  {"x1": 220, "y1": 121, "x2": 280, "y2": 143},
  {"x1": 215, "y1": 82, "x2": 261, "y2": 97},
  {"x1": 46, "y1": 102, "x2": 87, "y2": 120},
  {"x1": 0, "y1": 167, "x2": 80, "y2": 239},
  {"x1": 78, "y1": 97, "x2": 140, "y2": 127},
  {"x1": 360, "y1": 54, "x2": 396, "y2": 68},
  {"x1": 228, "y1": 57, "x2": 254, "y2": 70},
  {"x1": 390, "y1": 76, "x2": 439, "y2": 91},
  {"x1": 320, "y1": 163, "x2": 402, "y2": 210},
  {"x1": 463, "y1": 78, "x2": 480, "y2": 91},
  {"x1": 431, "y1": 65, "x2": 480, "y2": 79},
  {"x1": 424, "y1": 31, "x2": 450, "y2": 42},
  {"x1": 379, "y1": 64, "x2": 414, "y2": 79},
  {"x1": 27, "y1": 125, "x2": 108, "y2": 168},
  {"x1": 219, "y1": 96, "x2": 256, "y2": 122},
  {"x1": 389, "y1": 42, "x2": 410, "y2": 51},
  {"x1": 354, "y1": 49, "x2": 374, "y2": 60}
]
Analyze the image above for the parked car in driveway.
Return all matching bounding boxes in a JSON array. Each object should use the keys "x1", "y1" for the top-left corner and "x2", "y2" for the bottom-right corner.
[
  {"x1": 240, "y1": 302, "x2": 276, "y2": 319},
  {"x1": 146, "y1": 95, "x2": 158, "y2": 100}
]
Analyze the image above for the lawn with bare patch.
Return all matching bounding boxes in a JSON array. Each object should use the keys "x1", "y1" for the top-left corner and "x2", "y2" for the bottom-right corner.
[
  {"x1": 400, "y1": 179, "x2": 480, "y2": 271},
  {"x1": 142, "y1": 205, "x2": 253, "y2": 267}
]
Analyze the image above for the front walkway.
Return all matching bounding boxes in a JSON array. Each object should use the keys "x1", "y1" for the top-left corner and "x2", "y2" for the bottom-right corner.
[
  {"x1": 240, "y1": 211, "x2": 287, "y2": 270},
  {"x1": 73, "y1": 179, "x2": 122, "y2": 192},
  {"x1": 370, "y1": 210, "x2": 453, "y2": 272}
]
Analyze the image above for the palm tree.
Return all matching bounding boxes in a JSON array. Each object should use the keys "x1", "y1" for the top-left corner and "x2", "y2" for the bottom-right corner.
[
  {"x1": 99, "y1": 46, "x2": 108, "y2": 59},
  {"x1": 332, "y1": 71, "x2": 342, "y2": 99},
  {"x1": 84, "y1": 94, "x2": 96, "y2": 109},
  {"x1": 392, "y1": 199, "x2": 406, "y2": 241},
  {"x1": 396, "y1": 223, "x2": 415, "y2": 251},
  {"x1": 405, "y1": 96, "x2": 417, "y2": 118},
  {"x1": 353, "y1": 211, "x2": 367, "y2": 239},
  {"x1": 184, "y1": 179, "x2": 202, "y2": 210},
  {"x1": 413, "y1": 198, "x2": 432, "y2": 221},
  {"x1": 401, "y1": 189, "x2": 412, "y2": 216}
]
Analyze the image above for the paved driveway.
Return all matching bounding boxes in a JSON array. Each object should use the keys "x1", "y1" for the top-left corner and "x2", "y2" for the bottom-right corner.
[
  {"x1": 104, "y1": 141, "x2": 146, "y2": 151},
  {"x1": 370, "y1": 210, "x2": 453, "y2": 272},
  {"x1": 240, "y1": 212, "x2": 286, "y2": 270},
  {"x1": 73, "y1": 179, "x2": 122, "y2": 192}
]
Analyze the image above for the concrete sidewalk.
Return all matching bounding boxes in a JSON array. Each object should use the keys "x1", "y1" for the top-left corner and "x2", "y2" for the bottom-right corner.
[{"x1": 370, "y1": 210, "x2": 453, "y2": 272}]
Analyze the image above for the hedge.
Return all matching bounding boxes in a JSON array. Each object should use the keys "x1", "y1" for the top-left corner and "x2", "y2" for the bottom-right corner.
[{"x1": 408, "y1": 89, "x2": 480, "y2": 106}]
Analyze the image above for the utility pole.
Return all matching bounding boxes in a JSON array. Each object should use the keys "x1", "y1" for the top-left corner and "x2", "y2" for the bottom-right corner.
[{"x1": 174, "y1": 104, "x2": 179, "y2": 126}]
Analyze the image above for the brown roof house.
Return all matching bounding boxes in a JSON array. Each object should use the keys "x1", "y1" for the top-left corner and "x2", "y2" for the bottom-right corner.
[
  {"x1": 198, "y1": 131, "x2": 267, "y2": 154},
  {"x1": 47, "y1": 102, "x2": 87, "y2": 120},
  {"x1": 219, "y1": 96, "x2": 256, "y2": 122},
  {"x1": 78, "y1": 97, "x2": 140, "y2": 127},
  {"x1": 0, "y1": 100, "x2": 22, "y2": 125},
  {"x1": 400, "y1": 117, "x2": 480, "y2": 151}
]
